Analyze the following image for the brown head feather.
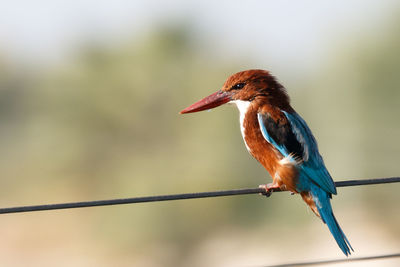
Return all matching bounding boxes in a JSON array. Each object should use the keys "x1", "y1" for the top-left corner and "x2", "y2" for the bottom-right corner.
[{"x1": 221, "y1": 69, "x2": 293, "y2": 112}]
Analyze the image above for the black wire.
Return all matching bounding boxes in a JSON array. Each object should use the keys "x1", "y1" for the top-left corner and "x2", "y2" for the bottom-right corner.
[
  {"x1": 1, "y1": 177, "x2": 399, "y2": 215},
  {"x1": 262, "y1": 252, "x2": 400, "y2": 266}
]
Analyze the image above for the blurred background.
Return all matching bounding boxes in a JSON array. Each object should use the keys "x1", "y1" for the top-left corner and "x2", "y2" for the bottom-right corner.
[{"x1": 0, "y1": 0, "x2": 399, "y2": 266}]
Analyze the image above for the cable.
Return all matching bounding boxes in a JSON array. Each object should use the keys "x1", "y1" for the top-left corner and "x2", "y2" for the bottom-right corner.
[
  {"x1": 0, "y1": 177, "x2": 399, "y2": 215},
  {"x1": 262, "y1": 252, "x2": 400, "y2": 266}
]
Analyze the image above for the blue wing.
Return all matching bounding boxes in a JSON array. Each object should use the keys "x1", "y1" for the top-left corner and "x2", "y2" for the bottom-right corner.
[{"x1": 257, "y1": 111, "x2": 337, "y2": 195}]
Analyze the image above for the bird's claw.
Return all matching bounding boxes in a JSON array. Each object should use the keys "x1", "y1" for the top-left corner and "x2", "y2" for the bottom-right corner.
[{"x1": 258, "y1": 184, "x2": 275, "y2": 198}]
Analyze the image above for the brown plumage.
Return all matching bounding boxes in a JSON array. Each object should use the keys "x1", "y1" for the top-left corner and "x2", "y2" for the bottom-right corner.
[
  {"x1": 222, "y1": 70, "x2": 293, "y2": 110},
  {"x1": 222, "y1": 70, "x2": 300, "y2": 194},
  {"x1": 180, "y1": 69, "x2": 352, "y2": 255}
]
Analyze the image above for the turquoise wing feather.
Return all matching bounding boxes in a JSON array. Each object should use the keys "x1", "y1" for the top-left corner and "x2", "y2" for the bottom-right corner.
[{"x1": 257, "y1": 111, "x2": 337, "y2": 195}]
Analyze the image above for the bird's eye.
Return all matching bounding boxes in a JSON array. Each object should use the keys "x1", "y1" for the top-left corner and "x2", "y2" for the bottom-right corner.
[{"x1": 231, "y1": 83, "x2": 246, "y2": 90}]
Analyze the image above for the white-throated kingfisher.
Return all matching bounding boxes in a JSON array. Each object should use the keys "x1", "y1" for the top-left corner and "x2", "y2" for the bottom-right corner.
[{"x1": 180, "y1": 69, "x2": 353, "y2": 256}]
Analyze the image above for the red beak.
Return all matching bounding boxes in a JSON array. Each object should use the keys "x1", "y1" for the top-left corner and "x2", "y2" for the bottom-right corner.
[{"x1": 180, "y1": 90, "x2": 232, "y2": 114}]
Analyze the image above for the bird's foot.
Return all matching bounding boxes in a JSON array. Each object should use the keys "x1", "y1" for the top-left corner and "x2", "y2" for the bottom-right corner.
[{"x1": 258, "y1": 183, "x2": 280, "y2": 197}]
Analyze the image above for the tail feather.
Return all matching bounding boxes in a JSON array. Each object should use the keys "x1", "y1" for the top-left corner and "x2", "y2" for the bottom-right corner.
[{"x1": 311, "y1": 185, "x2": 353, "y2": 256}]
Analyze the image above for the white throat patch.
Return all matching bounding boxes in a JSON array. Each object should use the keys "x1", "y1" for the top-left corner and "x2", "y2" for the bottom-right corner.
[{"x1": 230, "y1": 100, "x2": 251, "y2": 152}]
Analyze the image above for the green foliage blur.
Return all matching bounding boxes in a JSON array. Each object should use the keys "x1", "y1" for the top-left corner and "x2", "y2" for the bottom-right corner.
[{"x1": 0, "y1": 21, "x2": 399, "y2": 266}]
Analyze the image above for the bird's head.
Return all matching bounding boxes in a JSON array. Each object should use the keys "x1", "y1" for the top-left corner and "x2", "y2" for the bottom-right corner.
[{"x1": 180, "y1": 69, "x2": 290, "y2": 114}]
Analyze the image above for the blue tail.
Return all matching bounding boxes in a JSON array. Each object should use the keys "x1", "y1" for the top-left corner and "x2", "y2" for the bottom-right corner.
[{"x1": 311, "y1": 185, "x2": 353, "y2": 256}]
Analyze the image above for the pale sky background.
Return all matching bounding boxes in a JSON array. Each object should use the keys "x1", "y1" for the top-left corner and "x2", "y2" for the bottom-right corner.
[{"x1": 0, "y1": 0, "x2": 399, "y2": 74}]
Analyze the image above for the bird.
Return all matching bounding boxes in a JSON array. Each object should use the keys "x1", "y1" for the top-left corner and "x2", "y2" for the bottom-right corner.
[{"x1": 180, "y1": 69, "x2": 353, "y2": 256}]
